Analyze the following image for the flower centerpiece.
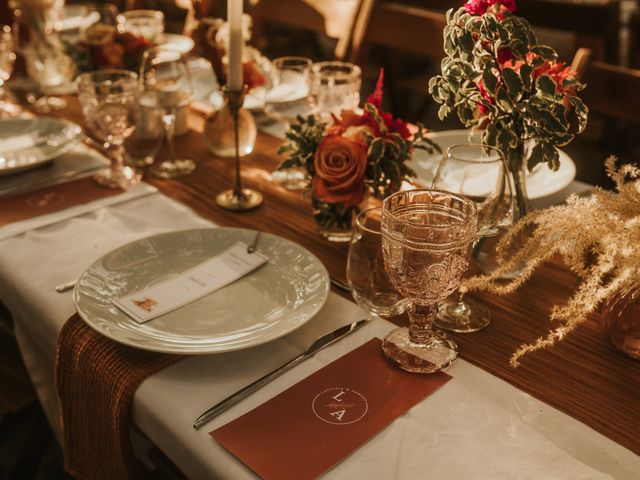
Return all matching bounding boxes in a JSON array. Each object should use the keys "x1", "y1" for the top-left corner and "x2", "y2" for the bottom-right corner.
[
  {"x1": 429, "y1": 0, "x2": 588, "y2": 219},
  {"x1": 463, "y1": 157, "x2": 640, "y2": 365},
  {"x1": 64, "y1": 22, "x2": 153, "y2": 74},
  {"x1": 277, "y1": 71, "x2": 438, "y2": 240}
]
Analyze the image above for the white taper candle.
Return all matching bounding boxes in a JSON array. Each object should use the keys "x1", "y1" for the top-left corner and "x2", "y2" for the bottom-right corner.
[{"x1": 227, "y1": 0, "x2": 243, "y2": 91}]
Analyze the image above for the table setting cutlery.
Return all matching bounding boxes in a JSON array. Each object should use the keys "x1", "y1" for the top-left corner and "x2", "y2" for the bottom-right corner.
[{"x1": 193, "y1": 317, "x2": 369, "y2": 429}]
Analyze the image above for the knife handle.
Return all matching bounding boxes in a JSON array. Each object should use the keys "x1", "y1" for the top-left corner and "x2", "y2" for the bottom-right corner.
[{"x1": 193, "y1": 352, "x2": 306, "y2": 430}]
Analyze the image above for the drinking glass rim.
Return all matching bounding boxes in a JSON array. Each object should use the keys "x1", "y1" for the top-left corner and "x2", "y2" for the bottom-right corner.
[
  {"x1": 382, "y1": 188, "x2": 478, "y2": 231},
  {"x1": 117, "y1": 9, "x2": 165, "y2": 20},
  {"x1": 310, "y1": 61, "x2": 361, "y2": 78},
  {"x1": 272, "y1": 56, "x2": 313, "y2": 67},
  {"x1": 76, "y1": 69, "x2": 138, "y2": 83},
  {"x1": 355, "y1": 206, "x2": 383, "y2": 236},
  {"x1": 445, "y1": 143, "x2": 504, "y2": 164}
]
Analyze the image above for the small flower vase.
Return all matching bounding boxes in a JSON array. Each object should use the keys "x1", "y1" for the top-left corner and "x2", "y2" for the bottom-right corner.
[
  {"x1": 312, "y1": 194, "x2": 358, "y2": 242},
  {"x1": 204, "y1": 97, "x2": 257, "y2": 158},
  {"x1": 601, "y1": 285, "x2": 640, "y2": 359},
  {"x1": 474, "y1": 140, "x2": 531, "y2": 278}
]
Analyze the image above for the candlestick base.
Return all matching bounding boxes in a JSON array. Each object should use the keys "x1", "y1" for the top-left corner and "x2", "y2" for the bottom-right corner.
[{"x1": 216, "y1": 188, "x2": 263, "y2": 211}]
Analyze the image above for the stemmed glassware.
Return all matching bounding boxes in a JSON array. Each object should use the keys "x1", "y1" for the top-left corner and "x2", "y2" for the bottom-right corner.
[
  {"x1": 431, "y1": 144, "x2": 513, "y2": 332},
  {"x1": 381, "y1": 189, "x2": 478, "y2": 373},
  {"x1": 140, "y1": 46, "x2": 196, "y2": 178},
  {"x1": 77, "y1": 70, "x2": 141, "y2": 189},
  {"x1": 0, "y1": 24, "x2": 19, "y2": 117},
  {"x1": 347, "y1": 207, "x2": 407, "y2": 318},
  {"x1": 266, "y1": 56, "x2": 312, "y2": 190}
]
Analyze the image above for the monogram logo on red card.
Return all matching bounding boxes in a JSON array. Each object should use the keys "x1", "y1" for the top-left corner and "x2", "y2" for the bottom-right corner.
[{"x1": 312, "y1": 387, "x2": 368, "y2": 425}]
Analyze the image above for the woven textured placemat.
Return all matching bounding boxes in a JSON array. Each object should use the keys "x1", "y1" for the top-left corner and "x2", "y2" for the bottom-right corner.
[{"x1": 55, "y1": 314, "x2": 184, "y2": 480}]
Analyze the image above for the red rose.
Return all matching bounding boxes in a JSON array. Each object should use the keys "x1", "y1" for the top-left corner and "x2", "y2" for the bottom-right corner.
[{"x1": 313, "y1": 135, "x2": 367, "y2": 206}]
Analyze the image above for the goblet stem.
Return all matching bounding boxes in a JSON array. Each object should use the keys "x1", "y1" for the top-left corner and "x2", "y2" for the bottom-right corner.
[
  {"x1": 407, "y1": 302, "x2": 437, "y2": 344},
  {"x1": 162, "y1": 111, "x2": 178, "y2": 164}
]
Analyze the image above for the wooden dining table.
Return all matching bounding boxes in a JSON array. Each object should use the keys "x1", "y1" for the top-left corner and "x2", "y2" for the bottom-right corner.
[{"x1": 2, "y1": 94, "x2": 639, "y2": 478}]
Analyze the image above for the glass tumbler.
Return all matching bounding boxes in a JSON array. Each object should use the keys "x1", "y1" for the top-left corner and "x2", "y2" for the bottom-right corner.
[
  {"x1": 309, "y1": 61, "x2": 361, "y2": 119},
  {"x1": 117, "y1": 9, "x2": 164, "y2": 43},
  {"x1": 347, "y1": 207, "x2": 407, "y2": 317}
]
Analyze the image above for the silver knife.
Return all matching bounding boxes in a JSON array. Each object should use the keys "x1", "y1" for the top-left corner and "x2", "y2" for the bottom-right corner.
[{"x1": 192, "y1": 318, "x2": 369, "y2": 430}]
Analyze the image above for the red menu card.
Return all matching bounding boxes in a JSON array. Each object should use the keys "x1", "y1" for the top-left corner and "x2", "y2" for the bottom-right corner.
[
  {"x1": 0, "y1": 177, "x2": 122, "y2": 226},
  {"x1": 211, "y1": 338, "x2": 451, "y2": 479}
]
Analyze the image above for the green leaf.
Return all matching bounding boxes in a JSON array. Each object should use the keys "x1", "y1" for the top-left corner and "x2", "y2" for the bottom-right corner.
[
  {"x1": 438, "y1": 103, "x2": 451, "y2": 120},
  {"x1": 459, "y1": 31, "x2": 475, "y2": 53},
  {"x1": 502, "y1": 67, "x2": 524, "y2": 100},
  {"x1": 536, "y1": 74, "x2": 557, "y2": 99},
  {"x1": 527, "y1": 142, "x2": 544, "y2": 170},
  {"x1": 482, "y1": 69, "x2": 498, "y2": 93},
  {"x1": 531, "y1": 45, "x2": 558, "y2": 60},
  {"x1": 495, "y1": 87, "x2": 513, "y2": 112},
  {"x1": 519, "y1": 63, "x2": 532, "y2": 90}
]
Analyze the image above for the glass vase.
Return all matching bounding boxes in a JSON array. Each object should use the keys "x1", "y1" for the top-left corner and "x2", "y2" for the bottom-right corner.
[
  {"x1": 312, "y1": 194, "x2": 357, "y2": 242},
  {"x1": 474, "y1": 141, "x2": 530, "y2": 278},
  {"x1": 602, "y1": 285, "x2": 640, "y2": 359},
  {"x1": 204, "y1": 97, "x2": 257, "y2": 158}
]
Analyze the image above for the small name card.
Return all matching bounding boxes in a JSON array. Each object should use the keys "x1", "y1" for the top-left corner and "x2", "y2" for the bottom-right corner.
[{"x1": 113, "y1": 242, "x2": 268, "y2": 323}]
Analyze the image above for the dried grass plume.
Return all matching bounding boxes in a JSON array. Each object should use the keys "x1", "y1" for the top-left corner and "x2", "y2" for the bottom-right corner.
[{"x1": 463, "y1": 156, "x2": 640, "y2": 366}]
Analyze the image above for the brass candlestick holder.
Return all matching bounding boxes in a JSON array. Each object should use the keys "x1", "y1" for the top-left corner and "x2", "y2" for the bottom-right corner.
[{"x1": 216, "y1": 88, "x2": 263, "y2": 211}]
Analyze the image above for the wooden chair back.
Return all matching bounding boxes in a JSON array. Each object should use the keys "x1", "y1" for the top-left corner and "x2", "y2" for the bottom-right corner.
[
  {"x1": 572, "y1": 48, "x2": 640, "y2": 125},
  {"x1": 517, "y1": 0, "x2": 621, "y2": 64},
  {"x1": 248, "y1": 0, "x2": 365, "y2": 60},
  {"x1": 349, "y1": 1, "x2": 448, "y2": 65}
]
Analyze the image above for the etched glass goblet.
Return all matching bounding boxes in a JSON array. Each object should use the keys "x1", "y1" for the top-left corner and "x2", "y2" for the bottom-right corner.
[
  {"x1": 381, "y1": 189, "x2": 477, "y2": 373},
  {"x1": 431, "y1": 144, "x2": 513, "y2": 332},
  {"x1": 77, "y1": 69, "x2": 141, "y2": 189}
]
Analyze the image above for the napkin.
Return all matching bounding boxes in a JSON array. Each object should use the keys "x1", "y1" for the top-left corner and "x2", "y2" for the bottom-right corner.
[{"x1": 211, "y1": 338, "x2": 451, "y2": 480}]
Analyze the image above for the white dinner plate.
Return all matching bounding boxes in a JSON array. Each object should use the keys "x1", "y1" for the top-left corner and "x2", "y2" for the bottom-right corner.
[
  {"x1": 73, "y1": 228, "x2": 330, "y2": 354},
  {"x1": 161, "y1": 34, "x2": 195, "y2": 54},
  {"x1": 409, "y1": 130, "x2": 576, "y2": 199},
  {"x1": 0, "y1": 118, "x2": 83, "y2": 176}
]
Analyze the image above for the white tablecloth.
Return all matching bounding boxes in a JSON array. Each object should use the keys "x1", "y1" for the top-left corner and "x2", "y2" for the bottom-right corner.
[{"x1": 1, "y1": 183, "x2": 639, "y2": 479}]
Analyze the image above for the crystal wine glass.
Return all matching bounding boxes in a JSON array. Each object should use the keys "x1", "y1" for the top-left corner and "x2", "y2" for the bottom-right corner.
[
  {"x1": 266, "y1": 56, "x2": 312, "y2": 190},
  {"x1": 0, "y1": 24, "x2": 19, "y2": 117},
  {"x1": 140, "y1": 46, "x2": 196, "y2": 178},
  {"x1": 381, "y1": 189, "x2": 477, "y2": 373},
  {"x1": 431, "y1": 144, "x2": 513, "y2": 332},
  {"x1": 76, "y1": 69, "x2": 141, "y2": 189}
]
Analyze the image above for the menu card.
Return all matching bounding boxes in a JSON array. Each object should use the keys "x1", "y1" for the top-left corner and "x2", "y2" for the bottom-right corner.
[
  {"x1": 211, "y1": 338, "x2": 451, "y2": 480},
  {"x1": 0, "y1": 176, "x2": 122, "y2": 226},
  {"x1": 113, "y1": 242, "x2": 268, "y2": 323}
]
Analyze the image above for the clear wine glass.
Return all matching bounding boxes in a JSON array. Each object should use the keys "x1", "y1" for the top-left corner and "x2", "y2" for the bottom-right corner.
[
  {"x1": 347, "y1": 207, "x2": 407, "y2": 318},
  {"x1": 76, "y1": 69, "x2": 141, "y2": 189},
  {"x1": 266, "y1": 56, "x2": 312, "y2": 190},
  {"x1": 140, "y1": 46, "x2": 196, "y2": 178},
  {"x1": 0, "y1": 24, "x2": 20, "y2": 117},
  {"x1": 381, "y1": 189, "x2": 477, "y2": 373},
  {"x1": 431, "y1": 144, "x2": 513, "y2": 333}
]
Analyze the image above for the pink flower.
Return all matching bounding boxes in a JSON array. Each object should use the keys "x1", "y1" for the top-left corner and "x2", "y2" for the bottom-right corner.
[{"x1": 464, "y1": 0, "x2": 516, "y2": 19}]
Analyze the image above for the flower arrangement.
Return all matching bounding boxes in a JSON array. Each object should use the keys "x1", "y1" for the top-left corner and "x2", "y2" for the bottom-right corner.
[
  {"x1": 429, "y1": 0, "x2": 588, "y2": 216},
  {"x1": 463, "y1": 157, "x2": 640, "y2": 366},
  {"x1": 64, "y1": 23, "x2": 153, "y2": 74},
  {"x1": 192, "y1": 13, "x2": 266, "y2": 92},
  {"x1": 277, "y1": 71, "x2": 438, "y2": 234}
]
